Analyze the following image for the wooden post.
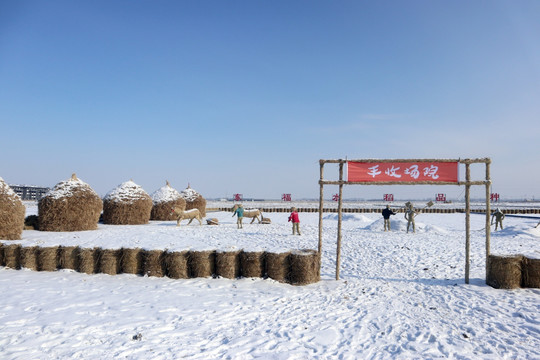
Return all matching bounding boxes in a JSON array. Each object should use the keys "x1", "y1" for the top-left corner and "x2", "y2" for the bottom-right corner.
[
  {"x1": 336, "y1": 161, "x2": 344, "y2": 280},
  {"x1": 465, "y1": 163, "x2": 471, "y2": 284},
  {"x1": 318, "y1": 161, "x2": 324, "y2": 254},
  {"x1": 485, "y1": 159, "x2": 491, "y2": 280}
]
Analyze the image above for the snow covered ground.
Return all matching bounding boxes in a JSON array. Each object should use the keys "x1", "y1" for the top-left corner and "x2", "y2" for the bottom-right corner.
[{"x1": 1, "y1": 202, "x2": 539, "y2": 359}]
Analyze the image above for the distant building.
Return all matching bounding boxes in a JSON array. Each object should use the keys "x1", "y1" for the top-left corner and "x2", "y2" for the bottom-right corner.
[{"x1": 9, "y1": 185, "x2": 50, "y2": 201}]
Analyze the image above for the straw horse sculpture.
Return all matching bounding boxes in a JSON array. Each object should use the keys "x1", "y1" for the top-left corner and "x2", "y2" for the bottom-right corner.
[
  {"x1": 231, "y1": 204, "x2": 263, "y2": 224},
  {"x1": 170, "y1": 206, "x2": 202, "y2": 226}
]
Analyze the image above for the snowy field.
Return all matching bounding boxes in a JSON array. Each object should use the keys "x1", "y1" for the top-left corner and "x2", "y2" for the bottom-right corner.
[{"x1": 1, "y1": 202, "x2": 539, "y2": 359}]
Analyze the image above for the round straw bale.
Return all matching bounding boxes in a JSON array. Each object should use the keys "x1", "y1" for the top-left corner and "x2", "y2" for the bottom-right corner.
[
  {"x1": 241, "y1": 251, "x2": 265, "y2": 278},
  {"x1": 150, "y1": 181, "x2": 187, "y2": 221},
  {"x1": 3, "y1": 244, "x2": 21, "y2": 269},
  {"x1": 24, "y1": 215, "x2": 39, "y2": 230},
  {"x1": 206, "y1": 218, "x2": 219, "y2": 225},
  {"x1": 102, "y1": 180, "x2": 152, "y2": 225},
  {"x1": 215, "y1": 250, "x2": 241, "y2": 279},
  {"x1": 165, "y1": 251, "x2": 189, "y2": 279},
  {"x1": 486, "y1": 254, "x2": 523, "y2": 289},
  {"x1": 38, "y1": 174, "x2": 102, "y2": 232},
  {"x1": 38, "y1": 247, "x2": 59, "y2": 271},
  {"x1": 0, "y1": 177, "x2": 26, "y2": 240},
  {"x1": 522, "y1": 257, "x2": 540, "y2": 288},
  {"x1": 58, "y1": 246, "x2": 79, "y2": 270},
  {"x1": 289, "y1": 249, "x2": 321, "y2": 285},
  {"x1": 180, "y1": 186, "x2": 207, "y2": 217},
  {"x1": 266, "y1": 252, "x2": 291, "y2": 283},
  {"x1": 98, "y1": 248, "x2": 121, "y2": 275},
  {"x1": 143, "y1": 250, "x2": 166, "y2": 277},
  {"x1": 120, "y1": 248, "x2": 144, "y2": 275},
  {"x1": 20, "y1": 246, "x2": 39, "y2": 270},
  {"x1": 189, "y1": 250, "x2": 216, "y2": 278},
  {"x1": 78, "y1": 247, "x2": 99, "y2": 274}
]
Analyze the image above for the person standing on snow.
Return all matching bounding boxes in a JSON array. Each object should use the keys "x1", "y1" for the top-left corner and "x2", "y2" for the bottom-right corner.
[
  {"x1": 288, "y1": 207, "x2": 301, "y2": 235},
  {"x1": 233, "y1": 204, "x2": 244, "y2": 229},
  {"x1": 491, "y1": 208, "x2": 505, "y2": 231},
  {"x1": 382, "y1": 205, "x2": 396, "y2": 231}
]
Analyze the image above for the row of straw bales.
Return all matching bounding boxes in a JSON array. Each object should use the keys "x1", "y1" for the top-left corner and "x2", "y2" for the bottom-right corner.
[
  {"x1": 0, "y1": 174, "x2": 207, "y2": 237},
  {"x1": 486, "y1": 254, "x2": 540, "y2": 289},
  {"x1": 0, "y1": 244, "x2": 320, "y2": 285}
]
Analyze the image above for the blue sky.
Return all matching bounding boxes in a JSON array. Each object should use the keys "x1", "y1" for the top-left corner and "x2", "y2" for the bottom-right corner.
[{"x1": 1, "y1": 1, "x2": 539, "y2": 200}]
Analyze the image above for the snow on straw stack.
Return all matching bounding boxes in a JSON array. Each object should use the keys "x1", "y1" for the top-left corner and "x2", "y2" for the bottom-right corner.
[
  {"x1": 180, "y1": 184, "x2": 206, "y2": 217},
  {"x1": 150, "y1": 180, "x2": 186, "y2": 221},
  {"x1": 102, "y1": 180, "x2": 152, "y2": 225},
  {"x1": 0, "y1": 176, "x2": 26, "y2": 240},
  {"x1": 38, "y1": 173, "x2": 103, "y2": 232}
]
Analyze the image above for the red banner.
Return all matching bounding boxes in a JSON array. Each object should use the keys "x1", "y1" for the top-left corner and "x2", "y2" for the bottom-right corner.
[{"x1": 347, "y1": 161, "x2": 458, "y2": 183}]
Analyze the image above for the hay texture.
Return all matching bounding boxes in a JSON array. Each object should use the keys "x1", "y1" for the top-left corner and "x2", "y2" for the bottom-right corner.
[
  {"x1": 78, "y1": 247, "x2": 99, "y2": 274},
  {"x1": 266, "y1": 252, "x2": 291, "y2": 283},
  {"x1": 189, "y1": 250, "x2": 215, "y2": 278},
  {"x1": 3, "y1": 244, "x2": 21, "y2": 269},
  {"x1": 206, "y1": 218, "x2": 219, "y2": 225},
  {"x1": 38, "y1": 174, "x2": 102, "y2": 232},
  {"x1": 216, "y1": 250, "x2": 241, "y2": 279},
  {"x1": 38, "y1": 247, "x2": 59, "y2": 271},
  {"x1": 143, "y1": 250, "x2": 166, "y2": 277},
  {"x1": 165, "y1": 251, "x2": 189, "y2": 279},
  {"x1": 58, "y1": 246, "x2": 79, "y2": 270},
  {"x1": 289, "y1": 249, "x2": 321, "y2": 285},
  {"x1": 241, "y1": 251, "x2": 265, "y2": 278},
  {"x1": 180, "y1": 185, "x2": 207, "y2": 217},
  {"x1": 20, "y1": 246, "x2": 39, "y2": 270},
  {"x1": 486, "y1": 254, "x2": 523, "y2": 289},
  {"x1": 102, "y1": 180, "x2": 152, "y2": 225},
  {"x1": 98, "y1": 249, "x2": 121, "y2": 275},
  {"x1": 522, "y1": 257, "x2": 540, "y2": 288},
  {"x1": 261, "y1": 217, "x2": 272, "y2": 224},
  {"x1": 121, "y1": 248, "x2": 144, "y2": 275},
  {"x1": 0, "y1": 177, "x2": 26, "y2": 240},
  {"x1": 150, "y1": 181, "x2": 186, "y2": 221}
]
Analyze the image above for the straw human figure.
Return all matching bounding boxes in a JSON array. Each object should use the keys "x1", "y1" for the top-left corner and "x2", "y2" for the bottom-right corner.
[
  {"x1": 404, "y1": 202, "x2": 417, "y2": 233},
  {"x1": 491, "y1": 208, "x2": 505, "y2": 231}
]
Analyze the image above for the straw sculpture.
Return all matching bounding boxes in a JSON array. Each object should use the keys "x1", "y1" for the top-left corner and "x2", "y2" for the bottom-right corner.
[
  {"x1": 24, "y1": 215, "x2": 39, "y2": 230},
  {"x1": 120, "y1": 248, "x2": 144, "y2": 275},
  {"x1": 143, "y1": 250, "x2": 166, "y2": 277},
  {"x1": 266, "y1": 252, "x2": 291, "y2": 283},
  {"x1": 486, "y1": 254, "x2": 523, "y2": 289},
  {"x1": 180, "y1": 185, "x2": 207, "y2": 217},
  {"x1": 261, "y1": 217, "x2": 272, "y2": 224},
  {"x1": 289, "y1": 249, "x2": 321, "y2": 285},
  {"x1": 98, "y1": 248, "x2": 121, "y2": 275},
  {"x1": 215, "y1": 250, "x2": 242, "y2": 279},
  {"x1": 150, "y1": 181, "x2": 186, "y2": 221},
  {"x1": 3, "y1": 244, "x2": 21, "y2": 269},
  {"x1": 165, "y1": 251, "x2": 189, "y2": 279},
  {"x1": 206, "y1": 218, "x2": 219, "y2": 225},
  {"x1": 38, "y1": 247, "x2": 59, "y2": 271},
  {"x1": 38, "y1": 174, "x2": 102, "y2": 232},
  {"x1": 241, "y1": 251, "x2": 265, "y2": 278},
  {"x1": 0, "y1": 177, "x2": 26, "y2": 240},
  {"x1": 20, "y1": 246, "x2": 39, "y2": 270},
  {"x1": 189, "y1": 250, "x2": 216, "y2": 278},
  {"x1": 522, "y1": 257, "x2": 540, "y2": 288},
  {"x1": 58, "y1": 246, "x2": 80, "y2": 270},
  {"x1": 78, "y1": 247, "x2": 99, "y2": 274},
  {"x1": 102, "y1": 180, "x2": 152, "y2": 225}
]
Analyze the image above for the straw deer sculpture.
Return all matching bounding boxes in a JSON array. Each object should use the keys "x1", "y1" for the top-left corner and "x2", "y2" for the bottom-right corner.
[
  {"x1": 170, "y1": 206, "x2": 202, "y2": 226},
  {"x1": 231, "y1": 204, "x2": 263, "y2": 224}
]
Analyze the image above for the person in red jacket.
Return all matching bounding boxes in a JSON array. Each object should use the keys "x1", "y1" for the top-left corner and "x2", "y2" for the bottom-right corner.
[{"x1": 288, "y1": 207, "x2": 301, "y2": 235}]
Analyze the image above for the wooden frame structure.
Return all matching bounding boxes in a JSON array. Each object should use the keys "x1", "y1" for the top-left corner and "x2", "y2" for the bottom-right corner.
[{"x1": 318, "y1": 158, "x2": 492, "y2": 283}]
